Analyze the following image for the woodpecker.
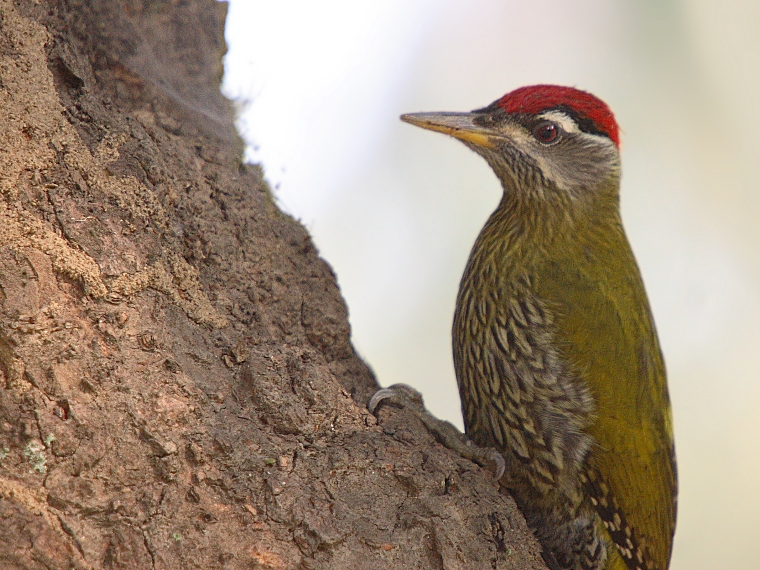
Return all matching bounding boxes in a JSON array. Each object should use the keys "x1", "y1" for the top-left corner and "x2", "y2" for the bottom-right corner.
[{"x1": 396, "y1": 86, "x2": 677, "y2": 570}]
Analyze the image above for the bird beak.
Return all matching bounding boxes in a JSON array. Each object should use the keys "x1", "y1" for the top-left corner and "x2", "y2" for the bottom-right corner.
[{"x1": 401, "y1": 112, "x2": 496, "y2": 149}]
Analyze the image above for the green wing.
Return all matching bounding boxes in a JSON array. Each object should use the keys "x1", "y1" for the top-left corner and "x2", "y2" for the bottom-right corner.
[{"x1": 533, "y1": 229, "x2": 677, "y2": 570}]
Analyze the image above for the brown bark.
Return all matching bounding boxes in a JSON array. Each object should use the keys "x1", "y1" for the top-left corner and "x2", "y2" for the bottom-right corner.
[{"x1": 0, "y1": 1, "x2": 548, "y2": 568}]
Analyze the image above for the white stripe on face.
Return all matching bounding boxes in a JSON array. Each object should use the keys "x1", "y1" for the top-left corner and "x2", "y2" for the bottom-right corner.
[{"x1": 537, "y1": 110, "x2": 581, "y2": 134}]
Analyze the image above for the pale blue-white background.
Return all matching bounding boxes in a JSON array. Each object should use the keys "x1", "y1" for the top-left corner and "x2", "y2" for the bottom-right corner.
[{"x1": 222, "y1": 2, "x2": 760, "y2": 568}]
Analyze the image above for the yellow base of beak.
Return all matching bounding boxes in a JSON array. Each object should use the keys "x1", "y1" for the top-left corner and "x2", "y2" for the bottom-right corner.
[{"x1": 401, "y1": 112, "x2": 496, "y2": 149}]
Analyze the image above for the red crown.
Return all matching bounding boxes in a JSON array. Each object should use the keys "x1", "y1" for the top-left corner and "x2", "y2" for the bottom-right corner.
[{"x1": 498, "y1": 85, "x2": 620, "y2": 148}]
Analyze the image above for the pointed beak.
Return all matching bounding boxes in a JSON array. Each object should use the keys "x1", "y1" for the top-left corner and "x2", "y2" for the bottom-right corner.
[{"x1": 401, "y1": 112, "x2": 497, "y2": 149}]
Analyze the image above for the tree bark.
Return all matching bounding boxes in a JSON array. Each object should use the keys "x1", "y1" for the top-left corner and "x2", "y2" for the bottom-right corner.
[{"x1": 0, "y1": 1, "x2": 548, "y2": 568}]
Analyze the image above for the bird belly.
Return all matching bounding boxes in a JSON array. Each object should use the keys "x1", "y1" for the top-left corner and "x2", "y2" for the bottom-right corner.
[{"x1": 453, "y1": 285, "x2": 619, "y2": 569}]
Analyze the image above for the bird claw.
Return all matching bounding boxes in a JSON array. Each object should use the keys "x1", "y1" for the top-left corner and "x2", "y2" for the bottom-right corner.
[
  {"x1": 368, "y1": 383, "x2": 424, "y2": 415},
  {"x1": 469, "y1": 446, "x2": 506, "y2": 481},
  {"x1": 368, "y1": 384, "x2": 507, "y2": 482},
  {"x1": 493, "y1": 451, "x2": 506, "y2": 480}
]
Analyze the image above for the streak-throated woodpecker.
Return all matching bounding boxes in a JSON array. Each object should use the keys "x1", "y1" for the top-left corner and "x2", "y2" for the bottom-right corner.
[{"x1": 372, "y1": 85, "x2": 677, "y2": 570}]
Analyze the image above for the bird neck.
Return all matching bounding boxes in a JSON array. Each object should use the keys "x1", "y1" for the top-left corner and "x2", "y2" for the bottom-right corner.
[{"x1": 462, "y1": 178, "x2": 623, "y2": 293}]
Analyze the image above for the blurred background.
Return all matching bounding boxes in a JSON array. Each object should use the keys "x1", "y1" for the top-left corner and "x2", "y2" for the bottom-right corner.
[{"x1": 221, "y1": 1, "x2": 760, "y2": 568}]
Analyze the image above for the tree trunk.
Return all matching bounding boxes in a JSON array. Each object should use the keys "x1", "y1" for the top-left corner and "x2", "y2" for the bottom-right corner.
[{"x1": 0, "y1": 1, "x2": 547, "y2": 568}]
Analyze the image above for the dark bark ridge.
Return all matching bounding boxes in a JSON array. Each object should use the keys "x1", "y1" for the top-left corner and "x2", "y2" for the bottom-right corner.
[{"x1": 0, "y1": 1, "x2": 547, "y2": 568}]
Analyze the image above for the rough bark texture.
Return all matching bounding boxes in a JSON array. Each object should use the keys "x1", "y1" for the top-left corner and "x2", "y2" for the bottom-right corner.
[{"x1": 0, "y1": 1, "x2": 548, "y2": 569}]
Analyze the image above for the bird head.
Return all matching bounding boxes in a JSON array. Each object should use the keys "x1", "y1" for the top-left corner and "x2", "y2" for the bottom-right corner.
[{"x1": 402, "y1": 85, "x2": 621, "y2": 204}]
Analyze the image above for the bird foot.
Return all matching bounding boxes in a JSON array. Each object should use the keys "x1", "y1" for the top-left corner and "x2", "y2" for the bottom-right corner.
[{"x1": 369, "y1": 383, "x2": 506, "y2": 481}]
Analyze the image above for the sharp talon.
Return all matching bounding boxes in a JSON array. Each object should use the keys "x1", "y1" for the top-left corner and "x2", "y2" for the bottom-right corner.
[
  {"x1": 491, "y1": 451, "x2": 506, "y2": 480},
  {"x1": 368, "y1": 383, "x2": 422, "y2": 414},
  {"x1": 368, "y1": 388, "x2": 396, "y2": 414}
]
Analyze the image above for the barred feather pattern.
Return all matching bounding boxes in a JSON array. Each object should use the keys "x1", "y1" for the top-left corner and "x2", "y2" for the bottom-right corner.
[
  {"x1": 453, "y1": 270, "x2": 608, "y2": 570},
  {"x1": 582, "y1": 469, "x2": 654, "y2": 570}
]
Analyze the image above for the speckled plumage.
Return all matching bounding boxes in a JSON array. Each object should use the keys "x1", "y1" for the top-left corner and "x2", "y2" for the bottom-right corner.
[{"x1": 402, "y1": 86, "x2": 677, "y2": 570}]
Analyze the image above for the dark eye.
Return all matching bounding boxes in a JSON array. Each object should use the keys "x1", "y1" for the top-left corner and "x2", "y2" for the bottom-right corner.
[{"x1": 533, "y1": 121, "x2": 560, "y2": 144}]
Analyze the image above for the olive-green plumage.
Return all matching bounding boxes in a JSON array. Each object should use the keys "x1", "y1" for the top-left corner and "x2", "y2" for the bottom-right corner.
[{"x1": 402, "y1": 86, "x2": 676, "y2": 570}]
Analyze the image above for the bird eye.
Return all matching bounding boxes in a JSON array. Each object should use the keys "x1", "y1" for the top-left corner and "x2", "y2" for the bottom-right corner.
[{"x1": 533, "y1": 121, "x2": 560, "y2": 144}]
